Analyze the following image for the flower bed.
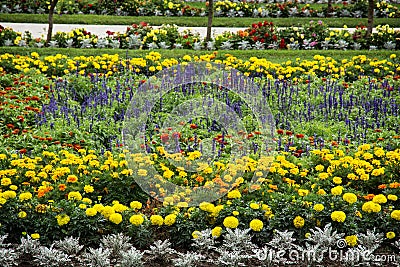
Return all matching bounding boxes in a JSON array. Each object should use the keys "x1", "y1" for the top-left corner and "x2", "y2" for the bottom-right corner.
[
  {"x1": 1, "y1": 0, "x2": 399, "y2": 18},
  {"x1": 0, "y1": 51, "x2": 399, "y2": 266},
  {"x1": 1, "y1": 21, "x2": 399, "y2": 50}
]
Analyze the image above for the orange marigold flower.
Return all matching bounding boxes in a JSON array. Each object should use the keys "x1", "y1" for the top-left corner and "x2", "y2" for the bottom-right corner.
[
  {"x1": 196, "y1": 175, "x2": 204, "y2": 183},
  {"x1": 378, "y1": 184, "x2": 387, "y2": 190},
  {"x1": 363, "y1": 194, "x2": 375, "y2": 200},
  {"x1": 58, "y1": 184, "x2": 67, "y2": 191},
  {"x1": 389, "y1": 182, "x2": 400, "y2": 188}
]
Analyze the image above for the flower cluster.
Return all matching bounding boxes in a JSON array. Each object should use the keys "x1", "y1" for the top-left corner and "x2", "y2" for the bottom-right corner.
[
  {"x1": 1, "y1": 0, "x2": 399, "y2": 18},
  {"x1": 1, "y1": 21, "x2": 400, "y2": 51}
]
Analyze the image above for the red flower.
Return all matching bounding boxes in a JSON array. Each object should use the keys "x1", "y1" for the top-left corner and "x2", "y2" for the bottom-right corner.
[
  {"x1": 19, "y1": 148, "x2": 27, "y2": 154},
  {"x1": 172, "y1": 132, "x2": 181, "y2": 139},
  {"x1": 17, "y1": 115, "x2": 24, "y2": 122},
  {"x1": 279, "y1": 38, "x2": 285, "y2": 49},
  {"x1": 161, "y1": 133, "x2": 170, "y2": 143},
  {"x1": 285, "y1": 131, "x2": 292, "y2": 136},
  {"x1": 295, "y1": 133, "x2": 304, "y2": 139},
  {"x1": 190, "y1": 124, "x2": 197, "y2": 129},
  {"x1": 277, "y1": 129, "x2": 284, "y2": 135}
]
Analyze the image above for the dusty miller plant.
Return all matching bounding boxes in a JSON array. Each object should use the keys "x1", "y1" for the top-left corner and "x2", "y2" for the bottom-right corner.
[
  {"x1": 308, "y1": 223, "x2": 345, "y2": 248},
  {"x1": 16, "y1": 235, "x2": 41, "y2": 263},
  {"x1": 0, "y1": 235, "x2": 18, "y2": 267},
  {"x1": 357, "y1": 229, "x2": 384, "y2": 252},
  {"x1": 100, "y1": 233, "x2": 132, "y2": 260},
  {"x1": 80, "y1": 247, "x2": 111, "y2": 267},
  {"x1": 215, "y1": 228, "x2": 255, "y2": 267},
  {"x1": 117, "y1": 247, "x2": 144, "y2": 267},
  {"x1": 217, "y1": 249, "x2": 252, "y2": 267},
  {"x1": 220, "y1": 228, "x2": 256, "y2": 252},
  {"x1": 145, "y1": 239, "x2": 176, "y2": 264},
  {"x1": 172, "y1": 251, "x2": 205, "y2": 267},
  {"x1": 191, "y1": 229, "x2": 218, "y2": 253},
  {"x1": 33, "y1": 245, "x2": 72, "y2": 267},
  {"x1": 53, "y1": 236, "x2": 83, "y2": 256}
]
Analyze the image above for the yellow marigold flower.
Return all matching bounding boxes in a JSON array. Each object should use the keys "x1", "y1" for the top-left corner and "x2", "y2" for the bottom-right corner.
[
  {"x1": 293, "y1": 216, "x2": 305, "y2": 228},
  {"x1": 391, "y1": 210, "x2": 400, "y2": 221},
  {"x1": 85, "y1": 208, "x2": 97, "y2": 217},
  {"x1": 67, "y1": 191, "x2": 82, "y2": 201},
  {"x1": 31, "y1": 233, "x2": 40, "y2": 239},
  {"x1": 82, "y1": 198, "x2": 92, "y2": 204},
  {"x1": 1, "y1": 191, "x2": 16, "y2": 200},
  {"x1": 372, "y1": 194, "x2": 387, "y2": 204},
  {"x1": 227, "y1": 189, "x2": 241, "y2": 199},
  {"x1": 331, "y1": 186, "x2": 343, "y2": 196},
  {"x1": 315, "y1": 165, "x2": 324, "y2": 172},
  {"x1": 386, "y1": 232, "x2": 396, "y2": 239},
  {"x1": 130, "y1": 201, "x2": 142, "y2": 209},
  {"x1": 343, "y1": 193, "x2": 357, "y2": 204},
  {"x1": 317, "y1": 189, "x2": 326, "y2": 195},
  {"x1": 347, "y1": 173, "x2": 357, "y2": 180},
  {"x1": 199, "y1": 202, "x2": 215, "y2": 213},
  {"x1": 1, "y1": 178, "x2": 12, "y2": 186},
  {"x1": 313, "y1": 204, "x2": 324, "y2": 212},
  {"x1": 19, "y1": 192, "x2": 33, "y2": 201},
  {"x1": 79, "y1": 204, "x2": 87, "y2": 209},
  {"x1": 192, "y1": 230, "x2": 201, "y2": 239},
  {"x1": 232, "y1": 211, "x2": 239, "y2": 216},
  {"x1": 332, "y1": 177, "x2": 342, "y2": 184},
  {"x1": 9, "y1": 185, "x2": 18, "y2": 191},
  {"x1": 331, "y1": 211, "x2": 346, "y2": 222},
  {"x1": 113, "y1": 203, "x2": 128, "y2": 213},
  {"x1": 109, "y1": 213, "x2": 123, "y2": 224},
  {"x1": 93, "y1": 203, "x2": 104, "y2": 212},
  {"x1": 362, "y1": 201, "x2": 381, "y2": 213},
  {"x1": 298, "y1": 189, "x2": 309, "y2": 196},
  {"x1": 388, "y1": 195, "x2": 398, "y2": 201},
  {"x1": 56, "y1": 214, "x2": 70, "y2": 226},
  {"x1": 101, "y1": 206, "x2": 115, "y2": 219},
  {"x1": 84, "y1": 185, "x2": 94, "y2": 193},
  {"x1": 223, "y1": 216, "x2": 239, "y2": 229},
  {"x1": 164, "y1": 214, "x2": 177, "y2": 226},
  {"x1": 129, "y1": 214, "x2": 144, "y2": 226},
  {"x1": 305, "y1": 233, "x2": 311, "y2": 239},
  {"x1": 250, "y1": 203, "x2": 260, "y2": 210},
  {"x1": 319, "y1": 172, "x2": 329, "y2": 180},
  {"x1": 371, "y1": 167, "x2": 385, "y2": 176},
  {"x1": 249, "y1": 219, "x2": 263, "y2": 232},
  {"x1": 150, "y1": 215, "x2": 164, "y2": 226},
  {"x1": 345, "y1": 235, "x2": 357, "y2": 247},
  {"x1": 212, "y1": 226, "x2": 222, "y2": 237},
  {"x1": 66, "y1": 175, "x2": 78, "y2": 183},
  {"x1": 18, "y1": 211, "x2": 27, "y2": 218}
]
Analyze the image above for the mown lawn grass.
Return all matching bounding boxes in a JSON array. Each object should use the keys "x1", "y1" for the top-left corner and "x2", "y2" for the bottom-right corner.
[
  {"x1": 0, "y1": 14, "x2": 399, "y2": 27},
  {"x1": 0, "y1": 47, "x2": 395, "y2": 63}
]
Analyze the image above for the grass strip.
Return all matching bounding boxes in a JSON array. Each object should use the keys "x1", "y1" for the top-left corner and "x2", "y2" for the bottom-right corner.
[{"x1": 0, "y1": 14, "x2": 399, "y2": 27}]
